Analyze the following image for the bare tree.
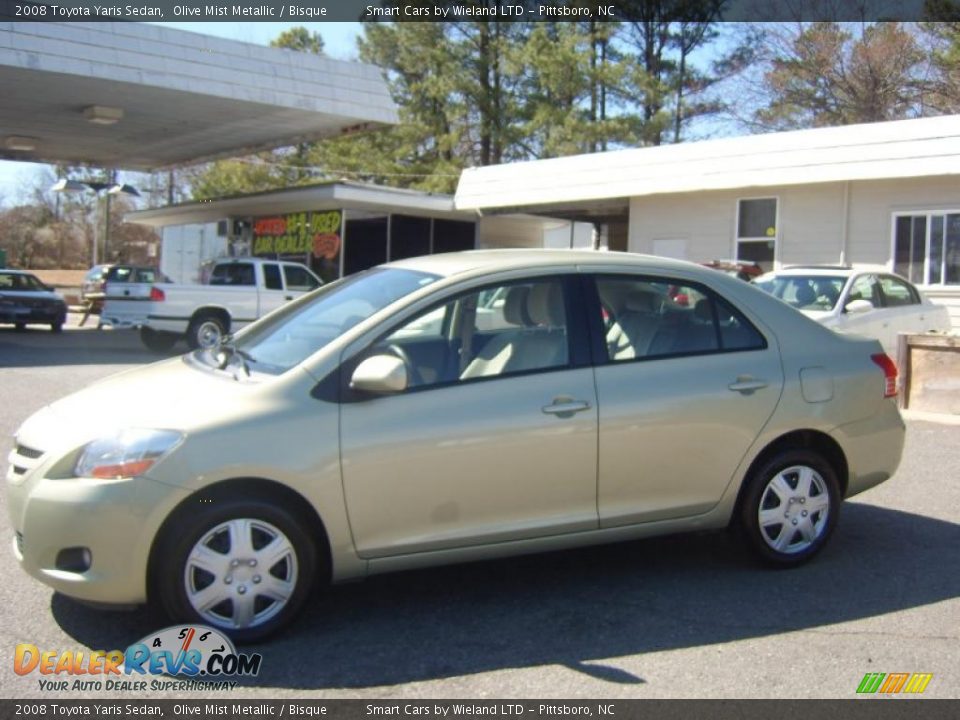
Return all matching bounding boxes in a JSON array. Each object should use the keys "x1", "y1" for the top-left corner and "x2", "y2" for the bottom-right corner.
[{"x1": 735, "y1": 22, "x2": 930, "y2": 132}]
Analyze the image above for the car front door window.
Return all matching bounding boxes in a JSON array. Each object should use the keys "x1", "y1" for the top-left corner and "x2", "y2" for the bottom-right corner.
[
  {"x1": 846, "y1": 275, "x2": 879, "y2": 310},
  {"x1": 372, "y1": 279, "x2": 571, "y2": 391}
]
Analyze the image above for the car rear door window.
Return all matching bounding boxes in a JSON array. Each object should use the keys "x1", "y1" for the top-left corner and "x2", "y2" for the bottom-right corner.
[{"x1": 597, "y1": 276, "x2": 764, "y2": 362}]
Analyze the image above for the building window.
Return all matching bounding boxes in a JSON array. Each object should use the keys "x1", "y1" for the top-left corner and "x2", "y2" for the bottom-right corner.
[
  {"x1": 736, "y1": 198, "x2": 777, "y2": 272},
  {"x1": 894, "y1": 211, "x2": 960, "y2": 285}
]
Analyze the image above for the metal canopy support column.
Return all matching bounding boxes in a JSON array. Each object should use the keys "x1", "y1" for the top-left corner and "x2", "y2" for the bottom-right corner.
[{"x1": 339, "y1": 209, "x2": 348, "y2": 279}]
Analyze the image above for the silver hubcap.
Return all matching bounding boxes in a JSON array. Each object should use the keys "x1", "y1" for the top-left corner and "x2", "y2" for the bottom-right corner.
[
  {"x1": 196, "y1": 321, "x2": 223, "y2": 349},
  {"x1": 758, "y1": 465, "x2": 831, "y2": 554},
  {"x1": 184, "y1": 518, "x2": 298, "y2": 629}
]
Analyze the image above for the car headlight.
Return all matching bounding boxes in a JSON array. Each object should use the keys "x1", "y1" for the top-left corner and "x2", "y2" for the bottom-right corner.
[{"x1": 74, "y1": 429, "x2": 184, "y2": 479}]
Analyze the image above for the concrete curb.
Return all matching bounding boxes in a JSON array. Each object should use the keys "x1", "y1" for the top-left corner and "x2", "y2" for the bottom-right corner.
[{"x1": 902, "y1": 409, "x2": 960, "y2": 426}]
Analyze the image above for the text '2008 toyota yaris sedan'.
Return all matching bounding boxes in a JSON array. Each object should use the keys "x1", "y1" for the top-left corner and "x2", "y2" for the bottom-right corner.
[{"x1": 7, "y1": 251, "x2": 905, "y2": 640}]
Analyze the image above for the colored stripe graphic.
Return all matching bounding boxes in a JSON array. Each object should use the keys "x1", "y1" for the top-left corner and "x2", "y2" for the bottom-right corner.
[
  {"x1": 879, "y1": 673, "x2": 909, "y2": 693},
  {"x1": 857, "y1": 673, "x2": 886, "y2": 694},
  {"x1": 857, "y1": 672, "x2": 933, "y2": 694},
  {"x1": 903, "y1": 674, "x2": 933, "y2": 694}
]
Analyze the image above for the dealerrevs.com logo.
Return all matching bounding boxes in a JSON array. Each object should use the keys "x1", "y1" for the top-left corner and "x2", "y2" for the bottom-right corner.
[{"x1": 14, "y1": 625, "x2": 262, "y2": 692}]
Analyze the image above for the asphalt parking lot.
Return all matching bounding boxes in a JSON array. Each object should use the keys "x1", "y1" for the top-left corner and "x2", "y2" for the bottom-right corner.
[{"x1": 0, "y1": 317, "x2": 958, "y2": 700}]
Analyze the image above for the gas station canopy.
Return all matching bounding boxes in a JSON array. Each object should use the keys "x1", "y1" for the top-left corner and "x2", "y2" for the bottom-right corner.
[{"x1": 0, "y1": 22, "x2": 398, "y2": 170}]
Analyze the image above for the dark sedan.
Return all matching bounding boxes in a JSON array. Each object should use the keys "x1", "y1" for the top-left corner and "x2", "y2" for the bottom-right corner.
[{"x1": 0, "y1": 270, "x2": 67, "y2": 332}]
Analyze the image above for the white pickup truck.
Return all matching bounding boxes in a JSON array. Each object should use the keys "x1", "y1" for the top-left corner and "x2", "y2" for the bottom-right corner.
[{"x1": 102, "y1": 258, "x2": 322, "y2": 352}]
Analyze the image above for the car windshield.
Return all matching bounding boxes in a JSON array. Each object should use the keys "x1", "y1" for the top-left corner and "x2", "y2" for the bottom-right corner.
[
  {"x1": 197, "y1": 267, "x2": 440, "y2": 376},
  {"x1": 0, "y1": 272, "x2": 46, "y2": 291},
  {"x1": 754, "y1": 275, "x2": 846, "y2": 310}
]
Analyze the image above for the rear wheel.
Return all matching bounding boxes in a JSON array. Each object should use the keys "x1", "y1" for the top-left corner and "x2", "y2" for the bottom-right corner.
[
  {"x1": 14, "y1": 322, "x2": 26, "y2": 332},
  {"x1": 740, "y1": 449, "x2": 840, "y2": 567},
  {"x1": 187, "y1": 314, "x2": 226, "y2": 351},
  {"x1": 155, "y1": 498, "x2": 317, "y2": 642},
  {"x1": 50, "y1": 322, "x2": 63, "y2": 333},
  {"x1": 140, "y1": 327, "x2": 178, "y2": 353}
]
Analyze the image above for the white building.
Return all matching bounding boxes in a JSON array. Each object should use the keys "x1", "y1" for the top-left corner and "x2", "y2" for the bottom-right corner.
[
  {"x1": 455, "y1": 115, "x2": 960, "y2": 327},
  {"x1": 126, "y1": 181, "x2": 579, "y2": 284}
]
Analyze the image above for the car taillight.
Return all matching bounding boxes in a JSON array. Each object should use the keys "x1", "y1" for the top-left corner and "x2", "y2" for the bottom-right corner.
[
  {"x1": 871, "y1": 353, "x2": 898, "y2": 398},
  {"x1": 150, "y1": 286, "x2": 165, "y2": 302}
]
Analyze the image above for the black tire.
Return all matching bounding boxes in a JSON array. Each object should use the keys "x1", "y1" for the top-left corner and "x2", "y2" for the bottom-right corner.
[
  {"x1": 739, "y1": 449, "x2": 840, "y2": 567},
  {"x1": 50, "y1": 322, "x2": 63, "y2": 333},
  {"x1": 186, "y1": 314, "x2": 226, "y2": 351},
  {"x1": 14, "y1": 322, "x2": 26, "y2": 332},
  {"x1": 154, "y1": 497, "x2": 317, "y2": 643},
  {"x1": 140, "y1": 327, "x2": 178, "y2": 353}
]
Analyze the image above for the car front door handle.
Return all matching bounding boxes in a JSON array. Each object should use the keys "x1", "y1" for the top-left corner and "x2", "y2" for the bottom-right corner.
[
  {"x1": 284, "y1": 295, "x2": 294, "y2": 301},
  {"x1": 542, "y1": 399, "x2": 592, "y2": 416},
  {"x1": 728, "y1": 377, "x2": 768, "y2": 393}
]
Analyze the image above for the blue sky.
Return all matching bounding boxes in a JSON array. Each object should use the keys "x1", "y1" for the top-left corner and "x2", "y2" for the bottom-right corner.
[{"x1": 0, "y1": 22, "x2": 362, "y2": 206}]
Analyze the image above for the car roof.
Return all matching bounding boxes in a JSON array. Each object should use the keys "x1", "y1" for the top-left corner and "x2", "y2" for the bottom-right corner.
[
  {"x1": 386, "y1": 249, "x2": 705, "y2": 278},
  {"x1": 214, "y1": 258, "x2": 305, "y2": 265},
  {"x1": 762, "y1": 265, "x2": 894, "y2": 278},
  {"x1": 776, "y1": 267, "x2": 855, "y2": 276},
  {"x1": 0, "y1": 269, "x2": 35, "y2": 276}
]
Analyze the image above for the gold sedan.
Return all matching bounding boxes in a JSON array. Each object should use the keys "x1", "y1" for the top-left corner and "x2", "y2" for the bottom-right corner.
[{"x1": 7, "y1": 251, "x2": 905, "y2": 640}]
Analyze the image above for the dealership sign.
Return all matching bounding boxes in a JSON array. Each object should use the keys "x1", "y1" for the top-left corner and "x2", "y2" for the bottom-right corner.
[{"x1": 253, "y1": 210, "x2": 341, "y2": 259}]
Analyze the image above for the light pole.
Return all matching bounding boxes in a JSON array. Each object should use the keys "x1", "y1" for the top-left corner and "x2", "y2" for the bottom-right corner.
[{"x1": 51, "y1": 176, "x2": 140, "y2": 266}]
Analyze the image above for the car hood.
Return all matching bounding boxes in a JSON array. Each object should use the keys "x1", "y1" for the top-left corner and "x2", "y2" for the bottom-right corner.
[
  {"x1": 798, "y1": 308, "x2": 834, "y2": 323},
  {"x1": 14, "y1": 357, "x2": 277, "y2": 457}
]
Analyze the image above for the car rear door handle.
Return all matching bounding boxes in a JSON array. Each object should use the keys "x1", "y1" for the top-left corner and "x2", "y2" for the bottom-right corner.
[
  {"x1": 284, "y1": 295, "x2": 294, "y2": 301},
  {"x1": 542, "y1": 399, "x2": 592, "y2": 416},
  {"x1": 728, "y1": 376, "x2": 768, "y2": 393}
]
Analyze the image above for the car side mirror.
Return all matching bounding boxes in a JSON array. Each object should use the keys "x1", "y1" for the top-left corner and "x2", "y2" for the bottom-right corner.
[
  {"x1": 350, "y1": 354, "x2": 408, "y2": 394},
  {"x1": 844, "y1": 299, "x2": 874, "y2": 315}
]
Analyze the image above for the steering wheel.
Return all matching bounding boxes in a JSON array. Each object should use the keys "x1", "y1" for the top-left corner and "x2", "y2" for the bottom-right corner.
[{"x1": 384, "y1": 343, "x2": 424, "y2": 387}]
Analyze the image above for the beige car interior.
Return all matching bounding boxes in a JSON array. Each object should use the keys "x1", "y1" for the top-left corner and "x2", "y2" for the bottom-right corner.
[
  {"x1": 461, "y1": 282, "x2": 568, "y2": 379},
  {"x1": 605, "y1": 289, "x2": 662, "y2": 360}
]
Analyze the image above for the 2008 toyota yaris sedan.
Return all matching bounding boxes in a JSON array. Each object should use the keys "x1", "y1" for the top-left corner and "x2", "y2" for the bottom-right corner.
[{"x1": 6, "y1": 251, "x2": 906, "y2": 640}]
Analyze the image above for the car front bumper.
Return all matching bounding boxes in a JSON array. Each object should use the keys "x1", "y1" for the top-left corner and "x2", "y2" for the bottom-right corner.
[
  {"x1": 0, "y1": 305, "x2": 66, "y2": 324},
  {"x1": 6, "y1": 445, "x2": 189, "y2": 605}
]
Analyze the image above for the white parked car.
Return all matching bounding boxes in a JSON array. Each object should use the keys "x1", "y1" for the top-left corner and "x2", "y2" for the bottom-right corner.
[
  {"x1": 754, "y1": 266, "x2": 951, "y2": 354},
  {"x1": 102, "y1": 258, "x2": 322, "y2": 352}
]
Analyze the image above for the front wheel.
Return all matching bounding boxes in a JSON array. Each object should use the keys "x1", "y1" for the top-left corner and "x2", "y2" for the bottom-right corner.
[
  {"x1": 154, "y1": 498, "x2": 317, "y2": 642},
  {"x1": 739, "y1": 450, "x2": 840, "y2": 567}
]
